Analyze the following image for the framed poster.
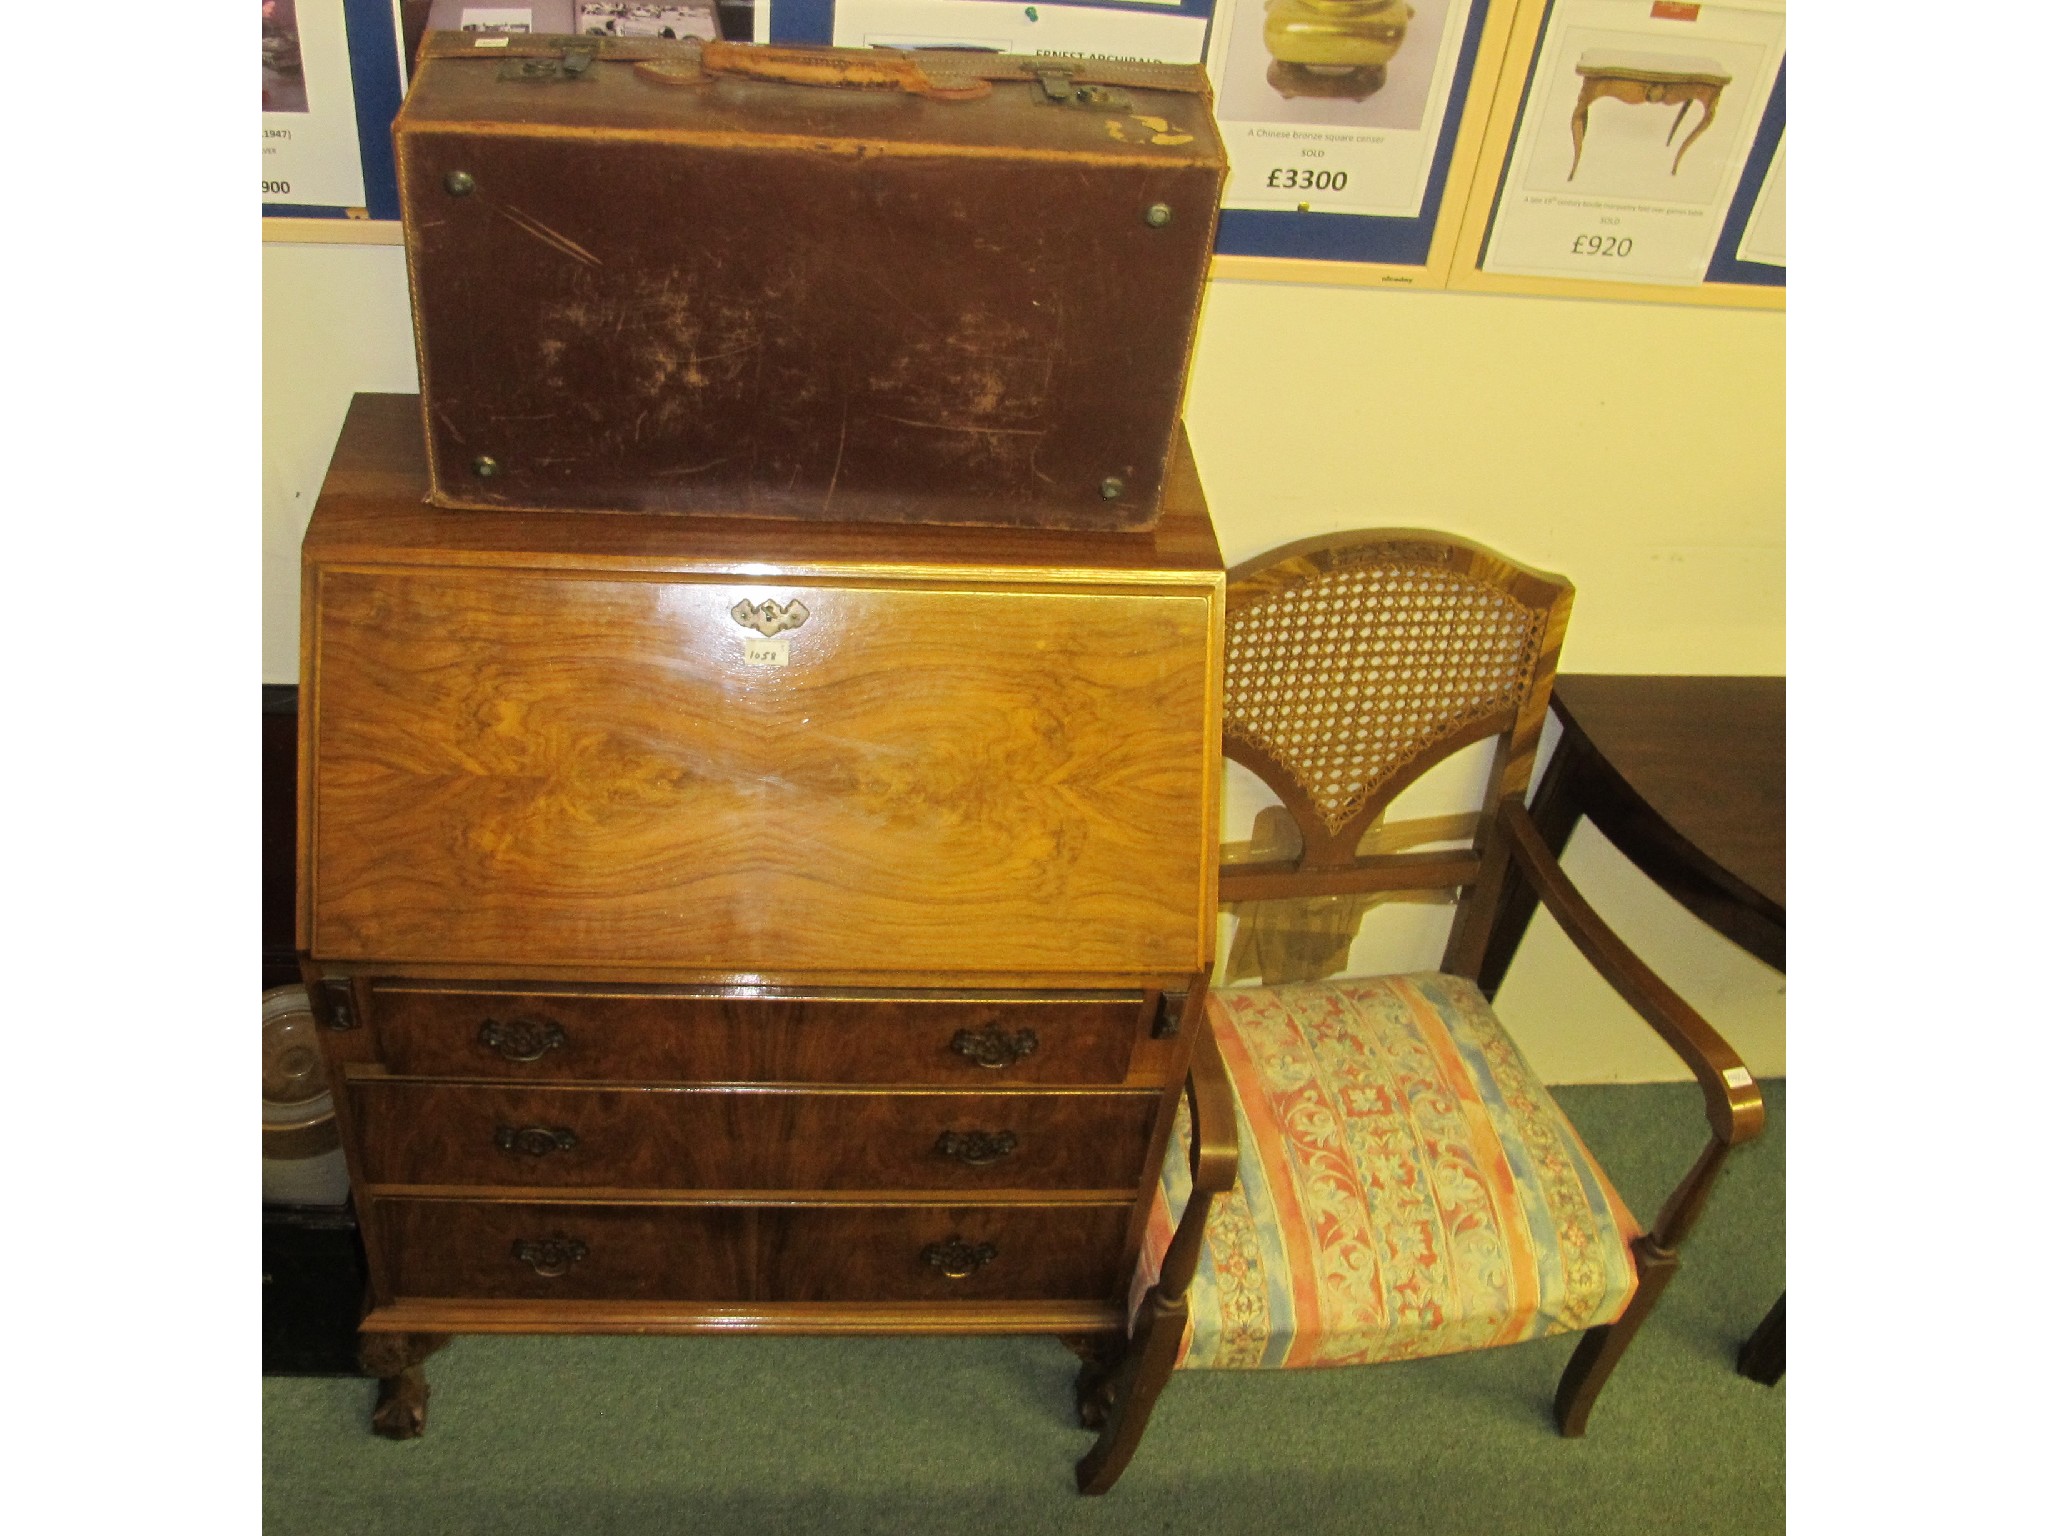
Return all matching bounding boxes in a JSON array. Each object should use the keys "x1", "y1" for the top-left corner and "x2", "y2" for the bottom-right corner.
[
  {"x1": 422, "y1": 1, "x2": 722, "y2": 40},
  {"x1": 1733, "y1": 133, "x2": 1783, "y2": 267},
  {"x1": 1708, "y1": 82, "x2": 1783, "y2": 284},
  {"x1": 821, "y1": 0, "x2": 1208, "y2": 59},
  {"x1": 1450, "y1": 0, "x2": 1784, "y2": 306},
  {"x1": 767, "y1": 0, "x2": 1208, "y2": 51}
]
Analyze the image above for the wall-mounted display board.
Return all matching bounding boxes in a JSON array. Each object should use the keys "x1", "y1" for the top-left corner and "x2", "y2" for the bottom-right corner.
[
  {"x1": 1447, "y1": 0, "x2": 1784, "y2": 307},
  {"x1": 262, "y1": 0, "x2": 1784, "y2": 308}
]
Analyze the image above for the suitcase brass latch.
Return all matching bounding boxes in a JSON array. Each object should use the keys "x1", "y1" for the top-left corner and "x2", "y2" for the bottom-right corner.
[
  {"x1": 1030, "y1": 66, "x2": 1131, "y2": 112},
  {"x1": 499, "y1": 46, "x2": 597, "y2": 83}
]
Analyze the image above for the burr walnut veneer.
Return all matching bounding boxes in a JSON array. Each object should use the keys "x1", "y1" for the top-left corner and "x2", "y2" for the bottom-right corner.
[{"x1": 298, "y1": 393, "x2": 1223, "y2": 1440}]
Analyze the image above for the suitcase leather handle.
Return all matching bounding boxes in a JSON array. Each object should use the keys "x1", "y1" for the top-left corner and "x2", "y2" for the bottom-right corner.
[
  {"x1": 636, "y1": 40, "x2": 992, "y2": 101},
  {"x1": 417, "y1": 32, "x2": 1211, "y2": 99}
]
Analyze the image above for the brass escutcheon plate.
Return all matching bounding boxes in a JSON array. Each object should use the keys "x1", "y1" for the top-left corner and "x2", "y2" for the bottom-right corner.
[{"x1": 731, "y1": 598, "x2": 810, "y2": 637}]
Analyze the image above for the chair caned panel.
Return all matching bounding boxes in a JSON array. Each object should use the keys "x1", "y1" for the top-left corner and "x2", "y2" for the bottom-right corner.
[{"x1": 1223, "y1": 549, "x2": 1548, "y2": 845}]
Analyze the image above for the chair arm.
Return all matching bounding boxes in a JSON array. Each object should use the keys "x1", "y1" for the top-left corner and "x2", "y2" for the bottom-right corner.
[
  {"x1": 1147, "y1": 1010, "x2": 1240, "y2": 1304},
  {"x1": 1496, "y1": 800, "x2": 1766, "y2": 1151},
  {"x1": 1184, "y1": 1014, "x2": 1240, "y2": 1196}
]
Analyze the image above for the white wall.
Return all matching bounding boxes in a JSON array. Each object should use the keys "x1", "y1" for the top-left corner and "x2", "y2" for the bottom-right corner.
[
  {"x1": 263, "y1": 243, "x2": 419, "y2": 683},
  {"x1": 263, "y1": 238, "x2": 1785, "y2": 1083},
  {"x1": 1181, "y1": 279, "x2": 1786, "y2": 674}
]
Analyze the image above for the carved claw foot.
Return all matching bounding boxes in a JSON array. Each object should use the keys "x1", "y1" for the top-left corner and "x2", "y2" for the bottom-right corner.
[
  {"x1": 358, "y1": 1331, "x2": 451, "y2": 1441},
  {"x1": 1059, "y1": 1333, "x2": 1121, "y2": 1429},
  {"x1": 1075, "y1": 1355, "x2": 1119, "y2": 1430},
  {"x1": 370, "y1": 1367, "x2": 432, "y2": 1440},
  {"x1": 1073, "y1": 1368, "x2": 1122, "y2": 1433}
]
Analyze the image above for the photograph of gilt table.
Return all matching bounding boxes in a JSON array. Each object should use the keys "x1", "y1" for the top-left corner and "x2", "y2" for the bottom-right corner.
[
  {"x1": 1569, "y1": 52, "x2": 1734, "y2": 181},
  {"x1": 297, "y1": 393, "x2": 1224, "y2": 1442}
]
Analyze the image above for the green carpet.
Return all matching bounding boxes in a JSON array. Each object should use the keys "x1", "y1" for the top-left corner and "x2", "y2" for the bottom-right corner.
[{"x1": 264, "y1": 1080, "x2": 1785, "y2": 1534}]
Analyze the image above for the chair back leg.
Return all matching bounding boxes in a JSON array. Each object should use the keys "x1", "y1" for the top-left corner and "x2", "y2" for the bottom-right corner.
[{"x1": 1736, "y1": 1292, "x2": 1786, "y2": 1386}]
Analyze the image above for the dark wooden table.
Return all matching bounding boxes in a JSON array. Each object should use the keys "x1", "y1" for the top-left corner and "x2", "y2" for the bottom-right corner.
[
  {"x1": 1474, "y1": 673, "x2": 1784, "y2": 1384},
  {"x1": 1477, "y1": 674, "x2": 1783, "y2": 987}
]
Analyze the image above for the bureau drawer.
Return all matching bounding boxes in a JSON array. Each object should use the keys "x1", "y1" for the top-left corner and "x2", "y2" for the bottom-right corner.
[
  {"x1": 350, "y1": 1081, "x2": 1159, "y2": 1192},
  {"x1": 759, "y1": 1204, "x2": 1131, "y2": 1303},
  {"x1": 367, "y1": 985, "x2": 1143, "y2": 1085},
  {"x1": 378, "y1": 1199, "x2": 754, "y2": 1302},
  {"x1": 375, "y1": 1199, "x2": 1131, "y2": 1304}
]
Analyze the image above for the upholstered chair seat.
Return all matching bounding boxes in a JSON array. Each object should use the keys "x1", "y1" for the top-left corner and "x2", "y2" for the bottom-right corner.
[{"x1": 1137, "y1": 975, "x2": 1640, "y2": 1370}]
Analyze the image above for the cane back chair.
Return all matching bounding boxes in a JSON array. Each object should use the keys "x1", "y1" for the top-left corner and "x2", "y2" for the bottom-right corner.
[{"x1": 1074, "y1": 530, "x2": 1766, "y2": 1493}]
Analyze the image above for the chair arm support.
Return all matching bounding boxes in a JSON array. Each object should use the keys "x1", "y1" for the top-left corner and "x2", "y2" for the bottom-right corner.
[{"x1": 1496, "y1": 800, "x2": 1766, "y2": 1151}]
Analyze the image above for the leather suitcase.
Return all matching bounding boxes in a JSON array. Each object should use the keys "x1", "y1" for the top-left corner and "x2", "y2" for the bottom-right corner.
[{"x1": 393, "y1": 34, "x2": 1225, "y2": 530}]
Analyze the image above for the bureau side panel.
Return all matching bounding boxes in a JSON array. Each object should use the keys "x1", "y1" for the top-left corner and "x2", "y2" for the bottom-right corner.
[{"x1": 307, "y1": 569, "x2": 1213, "y2": 975}]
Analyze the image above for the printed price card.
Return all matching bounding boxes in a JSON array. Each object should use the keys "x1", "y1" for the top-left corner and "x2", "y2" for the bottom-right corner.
[
  {"x1": 1481, "y1": 0, "x2": 1783, "y2": 286},
  {"x1": 1208, "y1": 0, "x2": 1478, "y2": 218}
]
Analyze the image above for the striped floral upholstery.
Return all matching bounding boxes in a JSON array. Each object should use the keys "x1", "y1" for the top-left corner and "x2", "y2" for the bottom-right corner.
[{"x1": 1135, "y1": 974, "x2": 1639, "y2": 1369}]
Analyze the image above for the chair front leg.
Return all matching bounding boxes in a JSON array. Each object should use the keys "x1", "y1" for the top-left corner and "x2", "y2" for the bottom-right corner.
[
  {"x1": 1491, "y1": 802, "x2": 1765, "y2": 1434},
  {"x1": 1075, "y1": 1285, "x2": 1195, "y2": 1493},
  {"x1": 1074, "y1": 1020, "x2": 1238, "y2": 1494}
]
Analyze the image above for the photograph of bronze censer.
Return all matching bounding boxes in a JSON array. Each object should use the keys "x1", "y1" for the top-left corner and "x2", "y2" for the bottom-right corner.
[{"x1": 1263, "y1": 0, "x2": 1415, "y2": 101}]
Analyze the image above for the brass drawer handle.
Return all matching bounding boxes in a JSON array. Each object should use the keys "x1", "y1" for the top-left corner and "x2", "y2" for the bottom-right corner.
[
  {"x1": 512, "y1": 1236, "x2": 588, "y2": 1278},
  {"x1": 935, "y1": 1130, "x2": 1018, "y2": 1166},
  {"x1": 922, "y1": 1237, "x2": 997, "y2": 1279},
  {"x1": 495, "y1": 1125, "x2": 579, "y2": 1158},
  {"x1": 950, "y1": 1025, "x2": 1039, "y2": 1070},
  {"x1": 478, "y1": 1016, "x2": 567, "y2": 1063}
]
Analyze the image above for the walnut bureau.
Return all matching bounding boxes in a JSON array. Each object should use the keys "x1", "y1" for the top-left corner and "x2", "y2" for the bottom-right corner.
[{"x1": 297, "y1": 393, "x2": 1224, "y2": 1445}]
